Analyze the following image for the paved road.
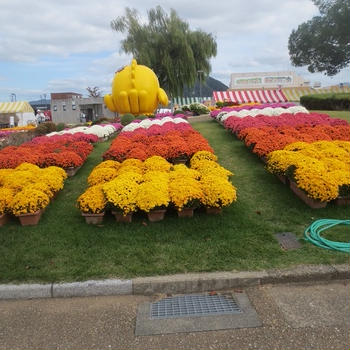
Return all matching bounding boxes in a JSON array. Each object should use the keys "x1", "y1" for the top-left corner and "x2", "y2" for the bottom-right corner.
[{"x1": 0, "y1": 280, "x2": 349, "y2": 349}]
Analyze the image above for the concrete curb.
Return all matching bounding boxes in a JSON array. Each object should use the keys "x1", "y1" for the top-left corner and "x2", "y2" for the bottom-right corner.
[{"x1": 0, "y1": 264, "x2": 348, "y2": 300}]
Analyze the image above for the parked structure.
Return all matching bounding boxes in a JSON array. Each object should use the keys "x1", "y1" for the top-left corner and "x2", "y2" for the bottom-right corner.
[
  {"x1": 0, "y1": 101, "x2": 36, "y2": 128},
  {"x1": 229, "y1": 71, "x2": 309, "y2": 90}
]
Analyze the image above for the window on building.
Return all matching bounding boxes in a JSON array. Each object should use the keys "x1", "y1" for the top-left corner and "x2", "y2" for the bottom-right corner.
[
  {"x1": 62, "y1": 103, "x2": 66, "y2": 111},
  {"x1": 72, "y1": 102, "x2": 76, "y2": 110},
  {"x1": 53, "y1": 105, "x2": 57, "y2": 111}
]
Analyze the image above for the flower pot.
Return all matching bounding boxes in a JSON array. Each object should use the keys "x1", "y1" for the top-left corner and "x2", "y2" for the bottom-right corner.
[
  {"x1": 112, "y1": 211, "x2": 133, "y2": 223},
  {"x1": 205, "y1": 207, "x2": 222, "y2": 215},
  {"x1": 0, "y1": 213, "x2": 9, "y2": 226},
  {"x1": 147, "y1": 209, "x2": 166, "y2": 222},
  {"x1": 65, "y1": 166, "x2": 81, "y2": 177},
  {"x1": 81, "y1": 212, "x2": 104, "y2": 224},
  {"x1": 289, "y1": 181, "x2": 327, "y2": 209},
  {"x1": 177, "y1": 207, "x2": 195, "y2": 218},
  {"x1": 276, "y1": 174, "x2": 289, "y2": 185},
  {"x1": 17, "y1": 210, "x2": 42, "y2": 226}
]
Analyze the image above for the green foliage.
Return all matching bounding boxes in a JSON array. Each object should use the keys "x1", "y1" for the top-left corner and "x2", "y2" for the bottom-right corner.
[
  {"x1": 189, "y1": 103, "x2": 210, "y2": 116},
  {"x1": 135, "y1": 115, "x2": 148, "y2": 120},
  {"x1": 92, "y1": 117, "x2": 112, "y2": 125},
  {"x1": 35, "y1": 122, "x2": 56, "y2": 135},
  {"x1": 216, "y1": 101, "x2": 238, "y2": 108},
  {"x1": 111, "y1": 6, "x2": 217, "y2": 97},
  {"x1": 288, "y1": 0, "x2": 350, "y2": 76},
  {"x1": 173, "y1": 109, "x2": 184, "y2": 115},
  {"x1": 121, "y1": 113, "x2": 135, "y2": 126},
  {"x1": 300, "y1": 93, "x2": 350, "y2": 110},
  {"x1": 56, "y1": 123, "x2": 66, "y2": 132}
]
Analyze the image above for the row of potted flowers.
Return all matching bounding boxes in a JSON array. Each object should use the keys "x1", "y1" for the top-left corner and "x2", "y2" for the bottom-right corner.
[
  {"x1": 0, "y1": 163, "x2": 67, "y2": 226},
  {"x1": 46, "y1": 123, "x2": 122, "y2": 139},
  {"x1": 212, "y1": 102, "x2": 350, "y2": 207},
  {"x1": 103, "y1": 128, "x2": 213, "y2": 163},
  {"x1": 77, "y1": 152, "x2": 237, "y2": 224},
  {"x1": 266, "y1": 141, "x2": 350, "y2": 207},
  {"x1": 0, "y1": 138, "x2": 93, "y2": 174},
  {"x1": 224, "y1": 112, "x2": 348, "y2": 134}
]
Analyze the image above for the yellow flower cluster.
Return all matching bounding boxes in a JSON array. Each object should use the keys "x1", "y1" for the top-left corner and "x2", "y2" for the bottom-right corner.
[
  {"x1": 0, "y1": 163, "x2": 67, "y2": 215},
  {"x1": 267, "y1": 141, "x2": 350, "y2": 202},
  {"x1": 78, "y1": 152, "x2": 237, "y2": 216},
  {"x1": 77, "y1": 185, "x2": 107, "y2": 214}
]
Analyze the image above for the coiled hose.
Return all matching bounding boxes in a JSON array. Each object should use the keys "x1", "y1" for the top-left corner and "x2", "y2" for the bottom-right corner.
[{"x1": 304, "y1": 219, "x2": 350, "y2": 253}]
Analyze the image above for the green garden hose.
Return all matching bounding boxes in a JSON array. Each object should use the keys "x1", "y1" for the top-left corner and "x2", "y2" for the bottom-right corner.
[{"x1": 304, "y1": 219, "x2": 350, "y2": 253}]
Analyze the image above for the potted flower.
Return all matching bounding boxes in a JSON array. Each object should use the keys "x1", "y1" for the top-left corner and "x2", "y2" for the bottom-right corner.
[
  {"x1": 77, "y1": 185, "x2": 107, "y2": 224},
  {"x1": 200, "y1": 175, "x2": 237, "y2": 214},
  {"x1": 136, "y1": 179, "x2": 170, "y2": 222},
  {"x1": 169, "y1": 176, "x2": 203, "y2": 218},
  {"x1": 10, "y1": 189, "x2": 50, "y2": 225},
  {"x1": 102, "y1": 175, "x2": 139, "y2": 223},
  {"x1": 0, "y1": 187, "x2": 14, "y2": 226}
]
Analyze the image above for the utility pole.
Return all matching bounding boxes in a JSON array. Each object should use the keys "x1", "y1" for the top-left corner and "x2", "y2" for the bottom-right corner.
[
  {"x1": 197, "y1": 70, "x2": 203, "y2": 102},
  {"x1": 10, "y1": 93, "x2": 16, "y2": 102}
]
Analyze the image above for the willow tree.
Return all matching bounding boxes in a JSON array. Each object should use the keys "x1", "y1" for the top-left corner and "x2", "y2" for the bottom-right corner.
[
  {"x1": 111, "y1": 6, "x2": 217, "y2": 97},
  {"x1": 288, "y1": 0, "x2": 350, "y2": 76}
]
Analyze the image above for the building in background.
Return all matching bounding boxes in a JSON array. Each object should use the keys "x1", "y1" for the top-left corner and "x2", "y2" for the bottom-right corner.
[
  {"x1": 229, "y1": 71, "x2": 309, "y2": 90},
  {"x1": 0, "y1": 101, "x2": 36, "y2": 127},
  {"x1": 51, "y1": 92, "x2": 82, "y2": 124},
  {"x1": 51, "y1": 93, "x2": 116, "y2": 124}
]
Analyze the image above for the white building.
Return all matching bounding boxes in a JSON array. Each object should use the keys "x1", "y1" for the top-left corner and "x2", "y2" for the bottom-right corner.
[{"x1": 230, "y1": 71, "x2": 309, "y2": 90}]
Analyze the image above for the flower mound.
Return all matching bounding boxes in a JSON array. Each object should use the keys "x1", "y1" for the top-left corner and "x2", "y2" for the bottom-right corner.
[{"x1": 77, "y1": 185, "x2": 107, "y2": 214}]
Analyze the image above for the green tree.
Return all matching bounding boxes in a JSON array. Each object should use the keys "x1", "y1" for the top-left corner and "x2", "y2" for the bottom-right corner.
[
  {"x1": 288, "y1": 0, "x2": 350, "y2": 76},
  {"x1": 111, "y1": 6, "x2": 217, "y2": 97}
]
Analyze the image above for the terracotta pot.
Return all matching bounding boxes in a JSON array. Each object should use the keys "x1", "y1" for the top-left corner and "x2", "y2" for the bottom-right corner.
[
  {"x1": 205, "y1": 207, "x2": 222, "y2": 215},
  {"x1": 289, "y1": 181, "x2": 327, "y2": 209},
  {"x1": 177, "y1": 207, "x2": 195, "y2": 218},
  {"x1": 147, "y1": 209, "x2": 166, "y2": 222},
  {"x1": 17, "y1": 210, "x2": 42, "y2": 226},
  {"x1": 276, "y1": 174, "x2": 288, "y2": 185},
  {"x1": 81, "y1": 212, "x2": 104, "y2": 224},
  {"x1": 65, "y1": 166, "x2": 82, "y2": 177},
  {"x1": 111, "y1": 211, "x2": 133, "y2": 223},
  {"x1": 0, "y1": 213, "x2": 9, "y2": 227}
]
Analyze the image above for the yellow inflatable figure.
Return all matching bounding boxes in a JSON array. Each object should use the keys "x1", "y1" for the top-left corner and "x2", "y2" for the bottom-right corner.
[{"x1": 104, "y1": 59, "x2": 169, "y2": 114}]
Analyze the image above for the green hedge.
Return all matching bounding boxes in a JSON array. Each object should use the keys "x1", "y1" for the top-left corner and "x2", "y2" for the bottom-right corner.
[{"x1": 300, "y1": 93, "x2": 350, "y2": 111}]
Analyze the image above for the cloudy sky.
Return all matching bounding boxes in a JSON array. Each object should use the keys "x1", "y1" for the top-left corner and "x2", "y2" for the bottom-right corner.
[{"x1": 0, "y1": 0, "x2": 349, "y2": 101}]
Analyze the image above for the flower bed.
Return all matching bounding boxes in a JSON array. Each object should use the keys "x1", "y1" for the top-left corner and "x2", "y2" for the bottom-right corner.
[
  {"x1": 0, "y1": 138, "x2": 93, "y2": 170},
  {"x1": 103, "y1": 120, "x2": 213, "y2": 163},
  {"x1": 77, "y1": 152, "x2": 237, "y2": 223},
  {"x1": 47, "y1": 123, "x2": 122, "y2": 139},
  {"x1": 266, "y1": 141, "x2": 350, "y2": 205},
  {"x1": 0, "y1": 163, "x2": 67, "y2": 226}
]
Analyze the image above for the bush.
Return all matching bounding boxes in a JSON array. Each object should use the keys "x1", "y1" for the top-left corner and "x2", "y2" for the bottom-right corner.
[
  {"x1": 56, "y1": 123, "x2": 66, "y2": 132},
  {"x1": 300, "y1": 93, "x2": 350, "y2": 111},
  {"x1": 135, "y1": 115, "x2": 148, "y2": 120},
  {"x1": 173, "y1": 109, "x2": 184, "y2": 115},
  {"x1": 92, "y1": 117, "x2": 112, "y2": 125},
  {"x1": 189, "y1": 103, "x2": 210, "y2": 116},
  {"x1": 121, "y1": 113, "x2": 135, "y2": 126},
  {"x1": 35, "y1": 122, "x2": 57, "y2": 135}
]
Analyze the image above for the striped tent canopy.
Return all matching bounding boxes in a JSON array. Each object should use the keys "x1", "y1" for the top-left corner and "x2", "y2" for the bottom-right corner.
[
  {"x1": 213, "y1": 90, "x2": 288, "y2": 104},
  {"x1": 0, "y1": 101, "x2": 34, "y2": 113},
  {"x1": 282, "y1": 85, "x2": 350, "y2": 101},
  {"x1": 172, "y1": 96, "x2": 211, "y2": 106}
]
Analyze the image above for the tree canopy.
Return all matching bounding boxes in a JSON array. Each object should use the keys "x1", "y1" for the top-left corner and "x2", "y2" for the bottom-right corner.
[
  {"x1": 111, "y1": 6, "x2": 217, "y2": 97},
  {"x1": 288, "y1": 0, "x2": 350, "y2": 76}
]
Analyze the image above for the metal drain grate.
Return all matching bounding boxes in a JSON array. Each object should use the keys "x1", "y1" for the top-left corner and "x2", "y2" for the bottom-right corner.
[{"x1": 150, "y1": 294, "x2": 242, "y2": 319}]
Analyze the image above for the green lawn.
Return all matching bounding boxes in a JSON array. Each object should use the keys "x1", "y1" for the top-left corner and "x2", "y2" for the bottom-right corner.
[
  {"x1": 311, "y1": 110, "x2": 350, "y2": 122},
  {"x1": 0, "y1": 121, "x2": 349, "y2": 283}
]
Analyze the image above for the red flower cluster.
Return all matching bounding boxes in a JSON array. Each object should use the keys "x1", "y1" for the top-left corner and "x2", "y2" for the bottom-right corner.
[
  {"x1": 103, "y1": 130, "x2": 213, "y2": 162},
  {"x1": 31, "y1": 132, "x2": 99, "y2": 144},
  {"x1": 0, "y1": 139, "x2": 93, "y2": 169},
  {"x1": 241, "y1": 125, "x2": 350, "y2": 156},
  {"x1": 224, "y1": 113, "x2": 348, "y2": 134}
]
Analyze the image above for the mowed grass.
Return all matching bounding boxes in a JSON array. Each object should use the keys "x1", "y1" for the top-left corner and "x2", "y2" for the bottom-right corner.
[
  {"x1": 0, "y1": 119, "x2": 349, "y2": 283},
  {"x1": 311, "y1": 109, "x2": 350, "y2": 122}
]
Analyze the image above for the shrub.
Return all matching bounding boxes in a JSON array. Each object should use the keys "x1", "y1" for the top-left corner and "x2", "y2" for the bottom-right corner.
[
  {"x1": 189, "y1": 103, "x2": 210, "y2": 116},
  {"x1": 135, "y1": 115, "x2": 148, "y2": 120},
  {"x1": 35, "y1": 122, "x2": 57, "y2": 135},
  {"x1": 121, "y1": 113, "x2": 135, "y2": 126},
  {"x1": 300, "y1": 93, "x2": 350, "y2": 111},
  {"x1": 56, "y1": 123, "x2": 66, "y2": 131},
  {"x1": 173, "y1": 109, "x2": 184, "y2": 115}
]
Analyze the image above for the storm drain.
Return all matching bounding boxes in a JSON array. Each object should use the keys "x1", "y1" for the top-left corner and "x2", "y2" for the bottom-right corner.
[{"x1": 150, "y1": 294, "x2": 242, "y2": 319}]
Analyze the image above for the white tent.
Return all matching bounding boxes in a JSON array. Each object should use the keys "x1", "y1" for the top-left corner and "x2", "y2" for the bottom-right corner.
[{"x1": 0, "y1": 101, "x2": 36, "y2": 127}]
